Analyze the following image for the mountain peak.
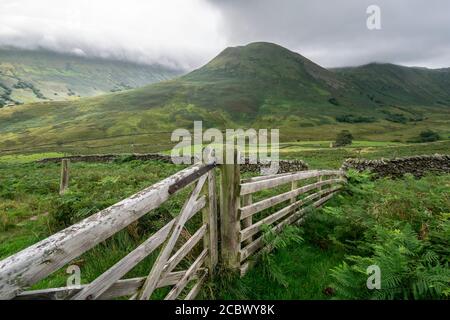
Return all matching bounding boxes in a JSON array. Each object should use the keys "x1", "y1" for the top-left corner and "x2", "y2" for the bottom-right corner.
[{"x1": 185, "y1": 41, "x2": 344, "y2": 89}]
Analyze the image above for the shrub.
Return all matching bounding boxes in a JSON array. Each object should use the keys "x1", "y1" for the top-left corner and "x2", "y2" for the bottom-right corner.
[
  {"x1": 335, "y1": 114, "x2": 376, "y2": 123},
  {"x1": 305, "y1": 172, "x2": 450, "y2": 299},
  {"x1": 418, "y1": 130, "x2": 440, "y2": 142},
  {"x1": 260, "y1": 224, "x2": 304, "y2": 287},
  {"x1": 328, "y1": 97, "x2": 340, "y2": 106},
  {"x1": 331, "y1": 226, "x2": 450, "y2": 299},
  {"x1": 383, "y1": 111, "x2": 408, "y2": 124},
  {"x1": 334, "y1": 130, "x2": 353, "y2": 147}
]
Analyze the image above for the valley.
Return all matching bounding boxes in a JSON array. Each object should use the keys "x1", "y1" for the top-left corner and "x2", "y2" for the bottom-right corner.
[
  {"x1": 0, "y1": 41, "x2": 449, "y2": 301},
  {"x1": 0, "y1": 48, "x2": 182, "y2": 107},
  {"x1": 0, "y1": 42, "x2": 449, "y2": 155}
]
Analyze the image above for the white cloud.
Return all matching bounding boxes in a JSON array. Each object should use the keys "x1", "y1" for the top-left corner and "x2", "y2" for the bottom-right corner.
[
  {"x1": 1, "y1": 0, "x2": 449, "y2": 69},
  {"x1": 0, "y1": 0, "x2": 226, "y2": 69}
]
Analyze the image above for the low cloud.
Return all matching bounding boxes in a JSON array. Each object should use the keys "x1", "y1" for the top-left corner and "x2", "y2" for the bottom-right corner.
[
  {"x1": 0, "y1": 0, "x2": 226, "y2": 70},
  {"x1": 1, "y1": 0, "x2": 449, "y2": 69}
]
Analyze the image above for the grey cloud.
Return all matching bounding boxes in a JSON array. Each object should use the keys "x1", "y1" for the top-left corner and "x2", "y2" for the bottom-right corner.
[
  {"x1": 208, "y1": 0, "x2": 450, "y2": 68},
  {"x1": 0, "y1": 0, "x2": 449, "y2": 69},
  {"x1": 0, "y1": 0, "x2": 226, "y2": 70}
]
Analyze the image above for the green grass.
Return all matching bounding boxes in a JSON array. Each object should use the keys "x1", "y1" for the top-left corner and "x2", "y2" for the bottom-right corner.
[
  {"x1": 0, "y1": 159, "x2": 205, "y2": 297},
  {"x1": 1, "y1": 42, "x2": 449, "y2": 154},
  {"x1": 214, "y1": 244, "x2": 344, "y2": 300},
  {"x1": 281, "y1": 140, "x2": 450, "y2": 168},
  {"x1": 216, "y1": 173, "x2": 450, "y2": 300},
  {"x1": 0, "y1": 139, "x2": 448, "y2": 299},
  {"x1": 0, "y1": 152, "x2": 64, "y2": 163},
  {"x1": 0, "y1": 160, "x2": 187, "y2": 258},
  {"x1": 0, "y1": 48, "x2": 181, "y2": 105}
]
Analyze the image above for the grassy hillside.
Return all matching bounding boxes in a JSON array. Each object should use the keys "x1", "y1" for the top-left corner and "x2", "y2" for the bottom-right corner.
[
  {"x1": 0, "y1": 42, "x2": 449, "y2": 154},
  {"x1": 334, "y1": 63, "x2": 450, "y2": 107},
  {"x1": 0, "y1": 48, "x2": 182, "y2": 106}
]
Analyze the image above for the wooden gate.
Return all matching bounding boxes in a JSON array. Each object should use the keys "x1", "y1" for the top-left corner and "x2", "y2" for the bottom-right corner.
[
  {"x1": 219, "y1": 151, "x2": 346, "y2": 275},
  {"x1": 0, "y1": 156, "x2": 217, "y2": 300},
  {"x1": 0, "y1": 150, "x2": 346, "y2": 299}
]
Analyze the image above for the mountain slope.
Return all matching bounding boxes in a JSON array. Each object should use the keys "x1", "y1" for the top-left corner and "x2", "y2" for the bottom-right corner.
[
  {"x1": 0, "y1": 48, "x2": 182, "y2": 106},
  {"x1": 334, "y1": 63, "x2": 450, "y2": 106},
  {"x1": 0, "y1": 42, "x2": 449, "y2": 154}
]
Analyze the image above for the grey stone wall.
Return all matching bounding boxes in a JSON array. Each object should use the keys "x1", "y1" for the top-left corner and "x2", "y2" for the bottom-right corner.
[
  {"x1": 37, "y1": 153, "x2": 309, "y2": 173},
  {"x1": 341, "y1": 154, "x2": 450, "y2": 178}
]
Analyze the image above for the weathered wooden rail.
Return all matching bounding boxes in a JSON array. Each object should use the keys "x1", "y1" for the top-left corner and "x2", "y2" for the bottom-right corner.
[
  {"x1": 0, "y1": 149, "x2": 346, "y2": 300},
  {"x1": 219, "y1": 152, "x2": 346, "y2": 275}
]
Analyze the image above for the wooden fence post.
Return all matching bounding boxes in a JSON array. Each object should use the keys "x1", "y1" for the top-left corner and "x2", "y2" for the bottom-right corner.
[
  {"x1": 219, "y1": 148, "x2": 241, "y2": 271},
  {"x1": 59, "y1": 159, "x2": 70, "y2": 195},
  {"x1": 290, "y1": 181, "x2": 297, "y2": 204},
  {"x1": 202, "y1": 166, "x2": 218, "y2": 277}
]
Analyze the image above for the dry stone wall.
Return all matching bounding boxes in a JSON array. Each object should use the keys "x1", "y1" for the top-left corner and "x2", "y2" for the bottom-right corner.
[
  {"x1": 341, "y1": 154, "x2": 450, "y2": 178},
  {"x1": 37, "y1": 153, "x2": 309, "y2": 173}
]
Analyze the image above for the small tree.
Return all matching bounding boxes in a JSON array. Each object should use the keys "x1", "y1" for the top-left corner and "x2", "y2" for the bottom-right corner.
[
  {"x1": 418, "y1": 130, "x2": 440, "y2": 142},
  {"x1": 335, "y1": 130, "x2": 353, "y2": 147}
]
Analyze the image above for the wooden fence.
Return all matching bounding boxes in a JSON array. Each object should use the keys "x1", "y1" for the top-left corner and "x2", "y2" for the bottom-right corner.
[
  {"x1": 220, "y1": 151, "x2": 346, "y2": 275},
  {"x1": 0, "y1": 150, "x2": 346, "y2": 300}
]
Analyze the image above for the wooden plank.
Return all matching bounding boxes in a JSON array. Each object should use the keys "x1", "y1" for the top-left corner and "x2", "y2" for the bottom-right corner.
[
  {"x1": 0, "y1": 161, "x2": 213, "y2": 300},
  {"x1": 205, "y1": 169, "x2": 218, "y2": 274},
  {"x1": 240, "y1": 169, "x2": 343, "y2": 195},
  {"x1": 201, "y1": 164, "x2": 218, "y2": 276},
  {"x1": 184, "y1": 269, "x2": 208, "y2": 300},
  {"x1": 240, "y1": 185, "x2": 342, "y2": 242},
  {"x1": 241, "y1": 194, "x2": 253, "y2": 246},
  {"x1": 164, "y1": 249, "x2": 208, "y2": 300},
  {"x1": 72, "y1": 218, "x2": 175, "y2": 300},
  {"x1": 219, "y1": 148, "x2": 241, "y2": 271},
  {"x1": 137, "y1": 175, "x2": 207, "y2": 300},
  {"x1": 240, "y1": 172, "x2": 294, "y2": 184},
  {"x1": 72, "y1": 196, "x2": 205, "y2": 300},
  {"x1": 312, "y1": 190, "x2": 338, "y2": 208},
  {"x1": 240, "y1": 261, "x2": 251, "y2": 277},
  {"x1": 59, "y1": 159, "x2": 70, "y2": 195},
  {"x1": 163, "y1": 224, "x2": 207, "y2": 275},
  {"x1": 240, "y1": 190, "x2": 340, "y2": 262},
  {"x1": 240, "y1": 211, "x2": 306, "y2": 262},
  {"x1": 169, "y1": 163, "x2": 215, "y2": 194},
  {"x1": 15, "y1": 270, "x2": 205, "y2": 300},
  {"x1": 240, "y1": 178, "x2": 344, "y2": 220}
]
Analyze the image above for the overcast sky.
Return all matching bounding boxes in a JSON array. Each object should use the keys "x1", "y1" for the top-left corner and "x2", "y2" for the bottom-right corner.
[{"x1": 0, "y1": 0, "x2": 449, "y2": 69}]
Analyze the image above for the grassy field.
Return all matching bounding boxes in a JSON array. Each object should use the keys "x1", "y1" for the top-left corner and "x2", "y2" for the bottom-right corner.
[
  {"x1": 279, "y1": 139, "x2": 450, "y2": 168},
  {"x1": 0, "y1": 159, "x2": 208, "y2": 297},
  {"x1": 1, "y1": 139, "x2": 448, "y2": 169},
  {"x1": 0, "y1": 138, "x2": 448, "y2": 299},
  {"x1": 215, "y1": 173, "x2": 450, "y2": 300}
]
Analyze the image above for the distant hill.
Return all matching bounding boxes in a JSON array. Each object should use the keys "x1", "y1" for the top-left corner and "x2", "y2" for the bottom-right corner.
[
  {"x1": 0, "y1": 42, "x2": 449, "y2": 154},
  {"x1": 333, "y1": 63, "x2": 450, "y2": 107},
  {"x1": 0, "y1": 48, "x2": 182, "y2": 106}
]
